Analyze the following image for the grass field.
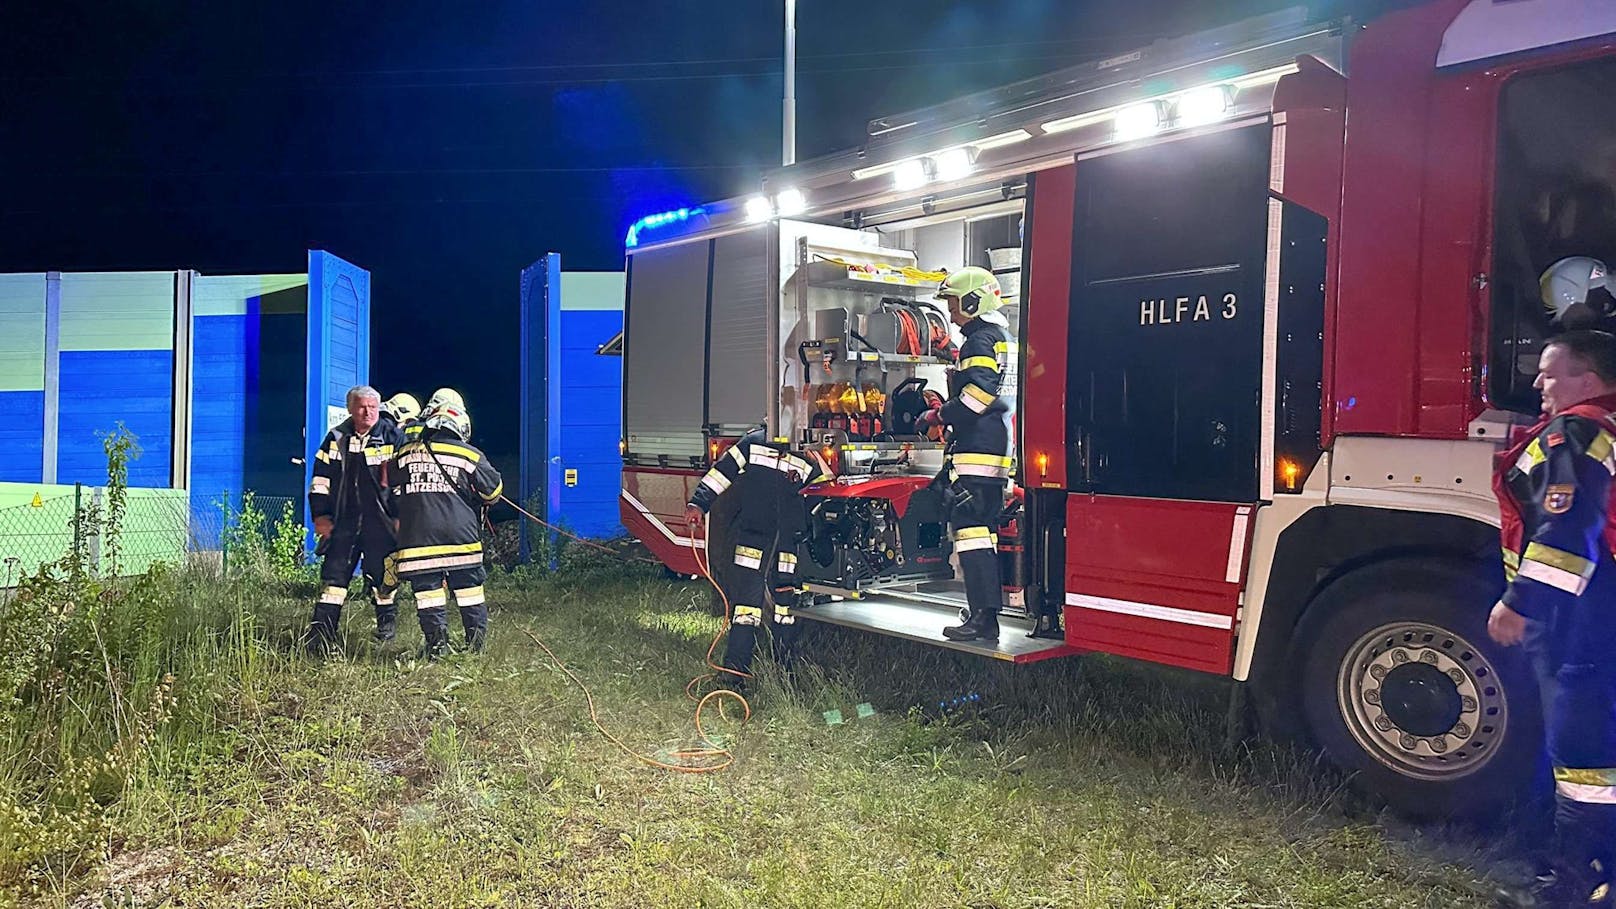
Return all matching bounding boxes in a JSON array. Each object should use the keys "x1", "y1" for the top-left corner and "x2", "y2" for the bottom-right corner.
[{"x1": 0, "y1": 548, "x2": 1521, "y2": 908}]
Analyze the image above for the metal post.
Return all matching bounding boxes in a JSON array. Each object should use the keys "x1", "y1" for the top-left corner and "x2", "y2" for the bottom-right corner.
[
  {"x1": 88, "y1": 488, "x2": 102, "y2": 574},
  {"x1": 783, "y1": 0, "x2": 797, "y2": 166},
  {"x1": 72, "y1": 482, "x2": 82, "y2": 556},
  {"x1": 43, "y1": 273, "x2": 61, "y2": 484}
]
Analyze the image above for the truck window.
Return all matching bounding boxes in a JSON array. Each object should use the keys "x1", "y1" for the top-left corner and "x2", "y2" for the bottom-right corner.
[{"x1": 1490, "y1": 57, "x2": 1616, "y2": 412}]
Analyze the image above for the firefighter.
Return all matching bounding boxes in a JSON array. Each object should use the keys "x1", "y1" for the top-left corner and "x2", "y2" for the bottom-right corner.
[
  {"x1": 683, "y1": 428, "x2": 831, "y2": 685},
  {"x1": 307, "y1": 385, "x2": 407, "y2": 651},
  {"x1": 389, "y1": 401, "x2": 503, "y2": 659},
  {"x1": 381, "y1": 392, "x2": 421, "y2": 429},
  {"x1": 913, "y1": 266, "x2": 1015, "y2": 643},
  {"x1": 1490, "y1": 327, "x2": 1616, "y2": 908},
  {"x1": 403, "y1": 387, "x2": 465, "y2": 443}
]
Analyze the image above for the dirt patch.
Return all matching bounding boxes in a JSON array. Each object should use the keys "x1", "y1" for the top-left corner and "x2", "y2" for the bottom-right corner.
[{"x1": 71, "y1": 846, "x2": 181, "y2": 909}]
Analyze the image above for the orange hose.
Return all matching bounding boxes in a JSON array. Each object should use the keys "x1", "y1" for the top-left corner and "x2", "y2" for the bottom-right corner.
[
  {"x1": 500, "y1": 495, "x2": 660, "y2": 564},
  {"x1": 521, "y1": 627, "x2": 748, "y2": 774},
  {"x1": 501, "y1": 499, "x2": 751, "y2": 773}
]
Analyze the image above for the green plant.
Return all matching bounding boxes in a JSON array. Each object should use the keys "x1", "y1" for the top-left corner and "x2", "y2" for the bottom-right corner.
[
  {"x1": 98, "y1": 424, "x2": 141, "y2": 577},
  {"x1": 267, "y1": 500, "x2": 308, "y2": 581},
  {"x1": 220, "y1": 492, "x2": 308, "y2": 584}
]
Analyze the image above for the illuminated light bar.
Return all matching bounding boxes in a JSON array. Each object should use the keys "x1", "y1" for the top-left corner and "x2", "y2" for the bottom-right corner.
[
  {"x1": 932, "y1": 148, "x2": 974, "y2": 183},
  {"x1": 624, "y1": 205, "x2": 706, "y2": 248},
  {"x1": 1113, "y1": 101, "x2": 1167, "y2": 141},
  {"x1": 1229, "y1": 61, "x2": 1300, "y2": 89},
  {"x1": 892, "y1": 159, "x2": 929, "y2": 191},
  {"x1": 851, "y1": 129, "x2": 1034, "y2": 182},
  {"x1": 775, "y1": 187, "x2": 808, "y2": 217},
  {"x1": 1038, "y1": 109, "x2": 1114, "y2": 135},
  {"x1": 1176, "y1": 84, "x2": 1235, "y2": 128},
  {"x1": 972, "y1": 128, "x2": 1034, "y2": 150},
  {"x1": 744, "y1": 195, "x2": 773, "y2": 223},
  {"x1": 1039, "y1": 62, "x2": 1301, "y2": 134},
  {"x1": 851, "y1": 160, "x2": 901, "y2": 181}
]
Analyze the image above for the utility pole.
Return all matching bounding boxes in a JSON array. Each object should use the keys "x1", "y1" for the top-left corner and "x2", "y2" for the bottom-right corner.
[{"x1": 784, "y1": 0, "x2": 797, "y2": 166}]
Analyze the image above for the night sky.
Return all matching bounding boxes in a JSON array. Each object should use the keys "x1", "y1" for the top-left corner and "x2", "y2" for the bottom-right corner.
[{"x1": 1, "y1": 0, "x2": 1397, "y2": 469}]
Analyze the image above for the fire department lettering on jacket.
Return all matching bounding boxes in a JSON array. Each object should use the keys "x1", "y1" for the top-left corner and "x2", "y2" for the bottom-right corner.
[
  {"x1": 394, "y1": 443, "x2": 503, "y2": 502},
  {"x1": 1139, "y1": 293, "x2": 1239, "y2": 326}
]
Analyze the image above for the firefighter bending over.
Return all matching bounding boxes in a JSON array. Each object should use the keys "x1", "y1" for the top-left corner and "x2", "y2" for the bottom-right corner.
[
  {"x1": 389, "y1": 401, "x2": 503, "y2": 659},
  {"x1": 1490, "y1": 326, "x2": 1616, "y2": 908},
  {"x1": 307, "y1": 385, "x2": 407, "y2": 651},
  {"x1": 684, "y1": 428, "x2": 831, "y2": 687},
  {"x1": 915, "y1": 266, "x2": 1015, "y2": 643}
]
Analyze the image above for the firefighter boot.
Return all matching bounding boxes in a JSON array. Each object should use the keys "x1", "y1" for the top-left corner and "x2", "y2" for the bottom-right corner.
[
  {"x1": 771, "y1": 625, "x2": 800, "y2": 674},
  {"x1": 945, "y1": 530, "x2": 1003, "y2": 642},
  {"x1": 770, "y1": 591, "x2": 802, "y2": 674},
  {"x1": 721, "y1": 622, "x2": 759, "y2": 688},
  {"x1": 306, "y1": 603, "x2": 343, "y2": 656},
  {"x1": 459, "y1": 605, "x2": 489, "y2": 654},
  {"x1": 417, "y1": 609, "x2": 451, "y2": 661},
  {"x1": 373, "y1": 604, "x2": 398, "y2": 643},
  {"x1": 1495, "y1": 862, "x2": 1608, "y2": 908},
  {"x1": 942, "y1": 608, "x2": 1000, "y2": 642}
]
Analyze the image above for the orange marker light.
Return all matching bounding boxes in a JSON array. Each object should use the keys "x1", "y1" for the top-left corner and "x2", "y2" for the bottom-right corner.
[
  {"x1": 1280, "y1": 458, "x2": 1302, "y2": 491},
  {"x1": 1036, "y1": 452, "x2": 1050, "y2": 475}
]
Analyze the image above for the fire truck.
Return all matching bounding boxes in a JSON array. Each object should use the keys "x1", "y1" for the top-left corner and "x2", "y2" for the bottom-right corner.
[{"x1": 616, "y1": 0, "x2": 1616, "y2": 818}]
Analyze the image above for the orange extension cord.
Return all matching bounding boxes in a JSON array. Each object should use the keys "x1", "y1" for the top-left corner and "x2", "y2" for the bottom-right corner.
[{"x1": 500, "y1": 496, "x2": 751, "y2": 773}]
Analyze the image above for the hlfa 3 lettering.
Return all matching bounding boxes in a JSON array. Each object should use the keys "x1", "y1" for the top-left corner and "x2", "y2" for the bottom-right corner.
[{"x1": 1139, "y1": 293, "x2": 1238, "y2": 326}]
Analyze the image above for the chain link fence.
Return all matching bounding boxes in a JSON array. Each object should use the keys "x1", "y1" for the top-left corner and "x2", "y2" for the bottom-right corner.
[{"x1": 0, "y1": 486, "x2": 300, "y2": 586}]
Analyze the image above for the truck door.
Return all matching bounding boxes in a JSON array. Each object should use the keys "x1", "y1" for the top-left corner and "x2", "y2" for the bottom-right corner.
[{"x1": 1064, "y1": 123, "x2": 1273, "y2": 674}]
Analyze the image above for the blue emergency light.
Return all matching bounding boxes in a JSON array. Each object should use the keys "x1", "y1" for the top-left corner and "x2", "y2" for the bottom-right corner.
[{"x1": 624, "y1": 206, "x2": 706, "y2": 249}]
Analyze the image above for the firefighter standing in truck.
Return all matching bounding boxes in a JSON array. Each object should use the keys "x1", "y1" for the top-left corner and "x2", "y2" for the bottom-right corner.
[
  {"x1": 390, "y1": 401, "x2": 503, "y2": 658},
  {"x1": 684, "y1": 428, "x2": 830, "y2": 686},
  {"x1": 1490, "y1": 327, "x2": 1616, "y2": 908},
  {"x1": 307, "y1": 385, "x2": 407, "y2": 650},
  {"x1": 914, "y1": 266, "x2": 1015, "y2": 643}
]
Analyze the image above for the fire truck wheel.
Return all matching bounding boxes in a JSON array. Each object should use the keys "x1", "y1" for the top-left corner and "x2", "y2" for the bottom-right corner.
[{"x1": 1290, "y1": 558, "x2": 1542, "y2": 821}]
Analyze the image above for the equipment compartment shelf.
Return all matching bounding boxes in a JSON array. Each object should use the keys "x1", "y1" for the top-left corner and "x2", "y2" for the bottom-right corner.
[
  {"x1": 797, "y1": 261, "x2": 930, "y2": 293},
  {"x1": 836, "y1": 441, "x2": 943, "y2": 452},
  {"x1": 843, "y1": 350, "x2": 953, "y2": 366}
]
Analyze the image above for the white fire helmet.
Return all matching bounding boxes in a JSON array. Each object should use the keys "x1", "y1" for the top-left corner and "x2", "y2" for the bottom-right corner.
[
  {"x1": 382, "y1": 392, "x2": 421, "y2": 425},
  {"x1": 423, "y1": 404, "x2": 472, "y2": 441},
  {"x1": 426, "y1": 387, "x2": 465, "y2": 412},
  {"x1": 1541, "y1": 256, "x2": 1614, "y2": 324}
]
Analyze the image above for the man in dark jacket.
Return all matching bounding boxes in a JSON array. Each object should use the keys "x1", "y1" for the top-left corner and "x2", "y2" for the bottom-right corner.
[
  {"x1": 1491, "y1": 329, "x2": 1616, "y2": 908},
  {"x1": 914, "y1": 266, "x2": 1016, "y2": 643},
  {"x1": 307, "y1": 385, "x2": 407, "y2": 651},
  {"x1": 389, "y1": 401, "x2": 503, "y2": 658}
]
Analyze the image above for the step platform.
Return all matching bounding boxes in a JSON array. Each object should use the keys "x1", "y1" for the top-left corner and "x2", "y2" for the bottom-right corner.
[{"x1": 796, "y1": 590, "x2": 1079, "y2": 664}]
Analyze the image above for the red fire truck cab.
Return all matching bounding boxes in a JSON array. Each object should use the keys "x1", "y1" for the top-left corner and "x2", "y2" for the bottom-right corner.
[{"x1": 617, "y1": 0, "x2": 1616, "y2": 817}]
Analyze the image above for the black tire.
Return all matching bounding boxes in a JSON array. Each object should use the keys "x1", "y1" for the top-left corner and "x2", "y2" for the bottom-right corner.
[{"x1": 1288, "y1": 557, "x2": 1543, "y2": 820}]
